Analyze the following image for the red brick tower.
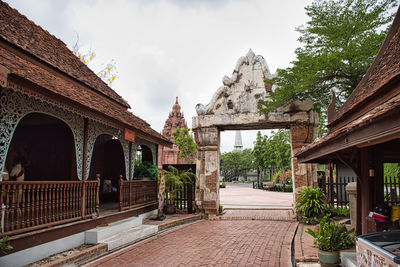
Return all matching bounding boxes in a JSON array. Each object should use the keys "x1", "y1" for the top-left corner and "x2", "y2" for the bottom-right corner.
[{"x1": 157, "y1": 97, "x2": 192, "y2": 169}]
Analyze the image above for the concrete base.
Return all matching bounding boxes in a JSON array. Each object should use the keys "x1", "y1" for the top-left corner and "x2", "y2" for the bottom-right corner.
[
  {"x1": 85, "y1": 209, "x2": 159, "y2": 250},
  {"x1": 340, "y1": 252, "x2": 357, "y2": 267},
  {"x1": 0, "y1": 232, "x2": 85, "y2": 267},
  {"x1": 0, "y1": 209, "x2": 158, "y2": 267},
  {"x1": 102, "y1": 224, "x2": 158, "y2": 250}
]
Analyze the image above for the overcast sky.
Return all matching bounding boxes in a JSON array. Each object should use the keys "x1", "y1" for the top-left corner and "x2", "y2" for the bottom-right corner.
[{"x1": 5, "y1": 0, "x2": 312, "y2": 152}]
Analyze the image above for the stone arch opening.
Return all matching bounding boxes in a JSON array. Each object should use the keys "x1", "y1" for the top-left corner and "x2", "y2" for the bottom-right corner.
[
  {"x1": 192, "y1": 50, "x2": 318, "y2": 216},
  {"x1": 5, "y1": 112, "x2": 77, "y2": 180},
  {"x1": 89, "y1": 134, "x2": 125, "y2": 203}
]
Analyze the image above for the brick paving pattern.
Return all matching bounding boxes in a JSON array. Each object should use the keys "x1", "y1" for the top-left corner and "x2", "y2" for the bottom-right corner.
[
  {"x1": 85, "y1": 219, "x2": 298, "y2": 267},
  {"x1": 219, "y1": 209, "x2": 295, "y2": 221}
]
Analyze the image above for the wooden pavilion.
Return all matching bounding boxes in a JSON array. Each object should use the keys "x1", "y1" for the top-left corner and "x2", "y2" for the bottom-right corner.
[
  {"x1": 296, "y1": 5, "x2": 400, "y2": 235},
  {"x1": 0, "y1": 1, "x2": 171, "y2": 252}
]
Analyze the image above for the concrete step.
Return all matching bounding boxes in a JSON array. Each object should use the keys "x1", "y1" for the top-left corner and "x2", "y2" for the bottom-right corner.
[
  {"x1": 85, "y1": 216, "x2": 142, "y2": 244},
  {"x1": 341, "y1": 252, "x2": 357, "y2": 267},
  {"x1": 101, "y1": 224, "x2": 158, "y2": 250}
]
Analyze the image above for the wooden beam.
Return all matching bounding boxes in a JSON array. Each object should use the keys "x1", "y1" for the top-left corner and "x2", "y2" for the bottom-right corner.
[{"x1": 298, "y1": 109, "x2": 400, "y2": 163}]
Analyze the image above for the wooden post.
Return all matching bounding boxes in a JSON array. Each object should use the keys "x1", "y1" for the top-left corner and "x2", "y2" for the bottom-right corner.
[
  {"x1": 81, "y1": 179, "x2": 86, "y2": 219},
  {"x1": 329, "y1": 163, "x2": 334, "y2": 204},
  {"x1": 82, "y1": 118, "x2": 89, "y2": 180},
  {"x1": 119, "y1": 176, "x2": 123, "y2": 211},
  {"x1": 129, "y1": 142, "x2": 132, "y2": 180},
  {"x1": 96, "y1": 177, "x2": 100, "y2": 216}
]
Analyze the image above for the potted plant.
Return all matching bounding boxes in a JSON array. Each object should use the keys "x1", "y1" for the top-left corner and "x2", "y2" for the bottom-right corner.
[
  {"x1": 306, "y1": 215, "x2": 355, "y2": 264},
  {"x1": 295, "y1": 186, "x2": 327, "y2": 224},
  {"x1": 162, "y1": 165, "x2": 196, "y2": 214}
]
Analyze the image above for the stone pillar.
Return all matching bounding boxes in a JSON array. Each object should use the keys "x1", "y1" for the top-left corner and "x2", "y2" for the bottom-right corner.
[
  {"x1": 290, "y1": 123, "x2": 318, "y2": 191},
  {"x1": 193, "y1": 127, "x2": 220, "y2": 218},
  {"x1": 346, "y1": 182, "x2": 357, "y2": 230}
]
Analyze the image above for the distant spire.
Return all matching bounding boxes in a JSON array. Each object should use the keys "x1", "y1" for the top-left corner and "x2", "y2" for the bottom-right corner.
[
  {"x1": 233, "y1": 130, "x2": 243, "y2": 152},
  {"x1": 175, "y1": 96, "x2": 178, "y2": 104}
]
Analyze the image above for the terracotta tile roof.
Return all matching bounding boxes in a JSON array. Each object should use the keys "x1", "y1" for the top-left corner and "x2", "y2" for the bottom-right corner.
[
  {"x1": 328, "y1": 5, "x2": 400, "y2": 126},
  {"x1": 0, "y1": 1, "x2": 171, "y2": 146},
  {"x1": 0, "y1": 1, "x2": 130, "y2": 108}
]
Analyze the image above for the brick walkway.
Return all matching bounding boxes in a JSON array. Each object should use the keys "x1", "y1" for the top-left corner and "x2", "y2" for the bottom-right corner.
[
  {"x1": 84, "y1": 217, "x2": 298, "y2": 267},
  {"x1": 219, "y1": 209, "x2": 295, "y2": 221}
]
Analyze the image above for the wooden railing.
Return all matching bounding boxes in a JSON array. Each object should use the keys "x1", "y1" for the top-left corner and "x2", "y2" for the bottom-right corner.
[
  {"x1": 119, "y1": 179, "x2": 158, "y2": 211},
  {"x1": 165, "y1": 181, "x2": 195, "y2": 213},
  {"x1": 0, "y1": 180, "x2": 100, "y2": 236}
]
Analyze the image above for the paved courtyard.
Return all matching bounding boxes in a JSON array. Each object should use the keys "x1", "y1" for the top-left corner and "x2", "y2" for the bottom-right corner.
[
  {"x1": 220, "y1": 183, "x2": 293, "y2": 209},
  {"x1": 84, "y1": 184, "x2": 297, "y2": 267},
  {"x1": 85, "y1": 217, "x2": 297, "y2": 267}
]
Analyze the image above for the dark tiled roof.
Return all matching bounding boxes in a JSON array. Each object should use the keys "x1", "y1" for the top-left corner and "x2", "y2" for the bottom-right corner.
[
  {"x1": 329, "y1": 5, "x2": 400, "y2": 126},
  {"x1": 0, "y1": 1, "x2": 171, "y2": 146},
  {"x1": 0, "y1": 1, "x2": 130, "y2": 108}
]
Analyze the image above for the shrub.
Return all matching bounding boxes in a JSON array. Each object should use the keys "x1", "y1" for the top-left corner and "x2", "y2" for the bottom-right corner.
[
  {"x1": 219, "y1": 204, "x2": 223, "y2": 214},
  {"x1": 220, "y1": 183, "x2": 226, "y2": 188},
  {"x1": 306, "y1": 215, "x2": 355, "y2": 251},
  {"x1": 284, "y1": 185, "x2": 293, "y2": 192},
  {"x1": 327, "y1": 206, "x2": 350, "y2": 218},
  {"x1": 0, "y1": 236, "x2": 12, "y2": 254},
  {"x1": 272, "y1": 172, "x2": 282, "y2": 183},
  {"x1": 295, "y1": 186, "x2": 327, "y2": 224},
  {"x1": 134, "y1": 161, "x2": 158, "y2": 179}
]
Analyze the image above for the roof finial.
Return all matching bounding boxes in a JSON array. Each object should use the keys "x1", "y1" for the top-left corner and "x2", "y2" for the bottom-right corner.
[{"x1": 175, "y1": 96, "x2": 178, "y2": 104}]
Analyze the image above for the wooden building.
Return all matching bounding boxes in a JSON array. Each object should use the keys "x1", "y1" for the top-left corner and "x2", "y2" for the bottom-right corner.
[
  {"x1": 296, "y1": 5, "x2": 400, "y2": 235},
  {"x1": 0, "y1": 1, "x2": 171, "y2": 252}
]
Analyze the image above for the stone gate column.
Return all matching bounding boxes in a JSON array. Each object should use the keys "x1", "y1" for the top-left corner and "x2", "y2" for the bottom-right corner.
[
  {"x1": 290, "y1": 123, "x2": 318, "y2": 191},
  {"x1": 193, "y1": 127, "x2": 220, "y2": 217}
]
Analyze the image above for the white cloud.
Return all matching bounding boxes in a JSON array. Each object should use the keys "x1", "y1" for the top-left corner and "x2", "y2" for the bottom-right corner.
[{"x1": 5, "y1": 0, "x2": 312, "y2": 149}]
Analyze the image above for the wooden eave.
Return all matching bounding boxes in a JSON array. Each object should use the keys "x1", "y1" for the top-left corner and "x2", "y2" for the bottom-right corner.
[{"x1": 297, "y1": 102, "x2": 400, "y2": 163}]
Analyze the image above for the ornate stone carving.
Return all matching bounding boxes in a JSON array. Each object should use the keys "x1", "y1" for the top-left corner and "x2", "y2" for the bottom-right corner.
[
  {"x1": 0, "y1": 88, "x2": 84, "y2": 179},
  {"x1": 195, "y1": 49, "x2": 275, "y2": 116}
]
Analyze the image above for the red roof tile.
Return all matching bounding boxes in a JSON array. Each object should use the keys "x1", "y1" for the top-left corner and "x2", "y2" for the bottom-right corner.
[
  {"x1": 0, "y1": 1, "x2": 171, "y2": 146},
  {"x1": 0, "y1": 1, "x2": 130, "y2": 108}
]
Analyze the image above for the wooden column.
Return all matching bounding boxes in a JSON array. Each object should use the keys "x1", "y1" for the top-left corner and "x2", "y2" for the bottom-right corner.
[
  {"x1": 128, "y1": 141, "x2": 132, "y2": 180},
  {"x1": 360, "y1": 147, "x2": 375, "y2": 234},
  {"x1": 82, "y1": 118, "x2": 89, "y2": 180}
]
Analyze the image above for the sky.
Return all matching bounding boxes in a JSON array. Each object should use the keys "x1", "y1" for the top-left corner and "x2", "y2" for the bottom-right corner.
[{"x1": 5, "y1": 0, "x2": 312, "y2": 152}]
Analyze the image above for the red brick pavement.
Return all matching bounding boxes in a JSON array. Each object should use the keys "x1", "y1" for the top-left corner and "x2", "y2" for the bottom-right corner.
[
  {"x1": 219, "y1": 209, "x2": 296, "y2": 221},
  {"x1": 84, "y1": 219, "x2": 298, "y2": 267}
]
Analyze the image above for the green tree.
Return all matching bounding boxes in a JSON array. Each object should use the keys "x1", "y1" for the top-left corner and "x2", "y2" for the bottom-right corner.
[
  {"x1": 259, "y1": 0, "x2": 397, "y2": 135},
  {"x1": 253, "y1": 131, "x2": 267, "y2": 186},
  {"x1": 172, "y1": 128, "x2": 197, "y2": 162},
  {"x1": 269, "y1": 130, "x2": 291, "y2": 184},
  {"x1": 220, "y1": 149, "x2": 254, "y2": 181}
]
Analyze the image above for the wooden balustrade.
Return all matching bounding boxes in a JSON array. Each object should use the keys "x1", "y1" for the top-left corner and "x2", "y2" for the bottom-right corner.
[
  {"x1": 0, "y1": 179, "x2": 100, "y2": 236},
  {"x1": 119, "y1": 179, "x2": 158, "y2": 211}
]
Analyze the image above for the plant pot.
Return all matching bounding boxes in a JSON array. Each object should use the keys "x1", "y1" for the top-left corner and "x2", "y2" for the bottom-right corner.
[
  {"x1": 318, "y1": 249, "x2": 340, "y2": 265},
  {"x1": 164, "y1": 204, "x2": 176, "y2": 214}
]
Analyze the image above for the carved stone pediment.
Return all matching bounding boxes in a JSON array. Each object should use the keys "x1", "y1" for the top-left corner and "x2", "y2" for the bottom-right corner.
[{"x1": 195, "y1": 49, "x2": 276, "y2": 116}]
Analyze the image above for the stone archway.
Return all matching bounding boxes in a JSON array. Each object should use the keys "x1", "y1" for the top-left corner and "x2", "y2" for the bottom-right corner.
[{"x1": 192, "y1": 50, "x2": 318, "y2": 216}]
